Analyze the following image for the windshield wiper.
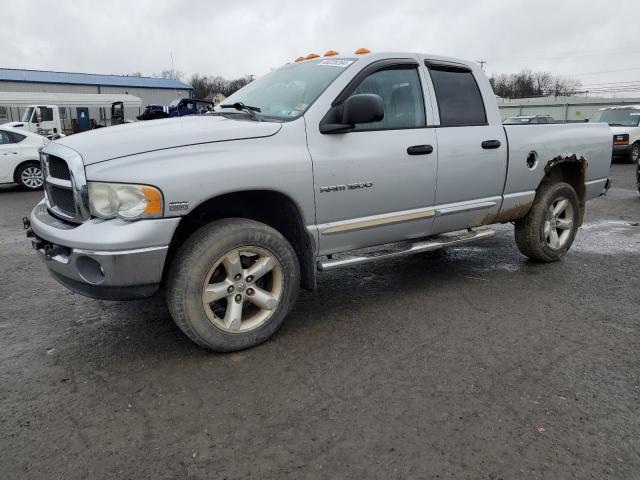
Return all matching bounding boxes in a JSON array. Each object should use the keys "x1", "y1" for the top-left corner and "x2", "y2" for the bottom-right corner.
[{"x1": 219, "y1": 102, "x2": 262, "y2": 121}]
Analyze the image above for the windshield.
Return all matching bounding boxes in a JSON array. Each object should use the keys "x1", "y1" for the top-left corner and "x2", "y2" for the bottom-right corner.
[
  {"x1": 169, "y1": 99, "x2": 182, "y2": 108},
  {"x1": 215, "y1": 58, "x2": 356, "y2": 121},
  {"x1": 21, "y1": 107, "x2": 35, "y2": 123},
  {"x1": 590, "y1": 109, "x2": 640, "y2": 127}
]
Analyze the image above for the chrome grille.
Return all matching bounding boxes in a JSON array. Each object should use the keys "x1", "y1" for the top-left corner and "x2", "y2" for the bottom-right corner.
[
  {"x1": 49, "y1": 186, "x2": 77, "y2": 216},
  {"x1": 48, "y1": 156, "x2": 71, "y2": 180},
  {"x1": 41, "y1": 144, "x2": 90, "y2": 223}
]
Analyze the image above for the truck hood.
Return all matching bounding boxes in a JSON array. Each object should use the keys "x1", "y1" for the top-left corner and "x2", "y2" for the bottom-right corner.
[{"x1": 53, "y1": 115, "x2": 282, "y2": 165}]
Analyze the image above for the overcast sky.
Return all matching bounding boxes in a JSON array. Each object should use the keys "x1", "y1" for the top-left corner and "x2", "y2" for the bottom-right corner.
[{"x1": 4, "y1": 0, "x2": 640, "y2": 94}]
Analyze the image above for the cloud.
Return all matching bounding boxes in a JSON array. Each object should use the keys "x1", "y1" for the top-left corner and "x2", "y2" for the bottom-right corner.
[{"x1": 2, "y1": 0, "x2": 640, "y2": 89}]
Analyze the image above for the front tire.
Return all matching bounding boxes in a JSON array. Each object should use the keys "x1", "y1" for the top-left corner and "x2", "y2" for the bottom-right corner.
[
  {"x1": 636, "y1": 156, "x2": 640, "y2": 194},
  {"x1": 514, "y1": 182, "x2": 580, "y2": 262},
  {"x1": 630, "y1": 143, "x2": 640, "y2": 165},
  {"x1": 16, "y1": 162, "x2": 44, "y2": 190},
  {"x1": 166, "y1": 219, "x2": 300, "y2": 352}
]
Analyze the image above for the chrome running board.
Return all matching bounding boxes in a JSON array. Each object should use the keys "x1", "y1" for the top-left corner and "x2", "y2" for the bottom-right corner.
[{"x1": 317, "y1": 227, "x2": 495, "y2": 271}]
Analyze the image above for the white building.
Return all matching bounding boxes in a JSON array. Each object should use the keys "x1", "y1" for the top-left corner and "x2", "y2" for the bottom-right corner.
[{"x1": 498, "y1": 95, "x2": 640, "y2": 122}]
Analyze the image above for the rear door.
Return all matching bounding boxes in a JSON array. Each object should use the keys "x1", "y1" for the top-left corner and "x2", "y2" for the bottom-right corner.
[
  {"x1": 424, "y1": 61, "x2": 508, "y2": 233},
  {"x1": 306, "y1": 59, "x2": 439, "y2": 255}
]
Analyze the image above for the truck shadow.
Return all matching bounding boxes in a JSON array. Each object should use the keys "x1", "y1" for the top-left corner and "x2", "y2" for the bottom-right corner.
[{"x1": 53, "y1": 230, "x2": 555, "y2": 364}]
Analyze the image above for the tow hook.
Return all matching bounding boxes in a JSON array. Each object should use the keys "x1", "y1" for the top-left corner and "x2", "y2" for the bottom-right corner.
[
  {"x1": 22, "y1": 217, "x2": 31, "y2": 230},
  {"x1": 43, "y1": 244, "x2": 69, "y2": 260}
]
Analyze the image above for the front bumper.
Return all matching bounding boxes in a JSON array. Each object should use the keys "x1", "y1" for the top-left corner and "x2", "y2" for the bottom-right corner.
[
  {"x1": 613, "y1": 144, "x2": 633, "y2": 156},
  {"x1": 27, "y1": 201, "x2": 180, "y2": 300}
]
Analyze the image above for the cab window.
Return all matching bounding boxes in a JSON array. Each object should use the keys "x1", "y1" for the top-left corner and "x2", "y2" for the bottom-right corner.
[
  {"x1": 38, "y1": 106, "x2": 54, "y2": 122},
  {"x1": 350, "y1": 66, "x2": 426, "y2": 130},
  {"x1": 428, "y1": 66, "x2": 487, "y2": 126}
]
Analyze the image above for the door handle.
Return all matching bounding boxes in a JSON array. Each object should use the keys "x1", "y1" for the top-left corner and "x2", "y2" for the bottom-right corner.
[
  {"x1": 481, "y1": 140, "x2": 501, "y2": 149},
  {"x1": 407, "y1": 144, "x2": 433, "y2": 155}
]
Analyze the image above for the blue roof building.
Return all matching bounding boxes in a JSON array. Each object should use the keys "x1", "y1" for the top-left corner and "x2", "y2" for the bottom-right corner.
[{"x1": 0, "y1": 68, "x2": 193, "y2": 107}]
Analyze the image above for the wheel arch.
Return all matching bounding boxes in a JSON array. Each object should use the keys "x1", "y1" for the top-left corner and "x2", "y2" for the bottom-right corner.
[
  {"x1": 13, "y1": 158, "x2": 41, "y2": 184},
  {"x1": 537, "y1": 154, "x2": 587, "y2": 225},
  {"x1": 164, "y1": 189, "x2": 317, "y2": 291}
]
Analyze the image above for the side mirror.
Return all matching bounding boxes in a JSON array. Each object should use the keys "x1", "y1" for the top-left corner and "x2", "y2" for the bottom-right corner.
[{"x1": 320, "y1": 93, "x2": 384, "y2": 134}]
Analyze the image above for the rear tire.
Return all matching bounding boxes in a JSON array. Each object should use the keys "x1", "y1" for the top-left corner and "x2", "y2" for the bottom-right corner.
[
  {"x1": 166, "y1": 218, "x2": 300, "y2": 352},
  {"x1": 16, "y1": 162, "x2": 43, "y2": 190},
  {"x1": 514, "y1": 182, "x2": 580, "y2": 262}
]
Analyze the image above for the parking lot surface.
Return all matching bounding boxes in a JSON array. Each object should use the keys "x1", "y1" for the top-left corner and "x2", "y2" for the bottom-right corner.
[{"x1": 1, "y1": 164, "x2": 639, "y2": 479}]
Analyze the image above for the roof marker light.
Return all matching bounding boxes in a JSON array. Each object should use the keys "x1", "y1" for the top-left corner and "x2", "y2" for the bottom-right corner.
[
  {"x1": 324, "y1": 50, "x2": 339, "y2": 57},
  {"x1": 294, "y1": 56, "x2": 305, "y2": 62},
  {"x1": 305, "y1": 53, "x2": 320, "y2": 60},
  {"x1": 354, "y1": 48, "x2": 371, "y2": 55}
]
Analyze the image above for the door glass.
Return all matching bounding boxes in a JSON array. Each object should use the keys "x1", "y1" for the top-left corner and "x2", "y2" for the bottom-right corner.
[
  {"x1": 429, "y1": 67, "x2": 487, "y2": 126},
  {"x1": 38, "y1": 106, "x2": 54, "y2": 122},
  {"x1": 350, "y1": 67, "x2": 426, "y2": 130}
]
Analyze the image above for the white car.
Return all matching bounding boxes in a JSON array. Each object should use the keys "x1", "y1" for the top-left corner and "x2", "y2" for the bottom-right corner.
[{"x1": 0, "y1": 126, "x2": 47, "y2": 190}]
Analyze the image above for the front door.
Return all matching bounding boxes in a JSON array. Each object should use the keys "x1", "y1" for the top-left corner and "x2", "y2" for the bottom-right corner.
[
  {"x1": 306, "y1": 61, "x2": 439, "y2": 255},
  {"x1": 76, "y1": 107, "x2": 90, "y2": 132}
]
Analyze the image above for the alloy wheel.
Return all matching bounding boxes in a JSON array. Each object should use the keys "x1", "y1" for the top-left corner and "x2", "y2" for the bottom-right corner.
[
  {"x1": 543, "y1": 197, "x2": 574, "y2": 249},
  {"x1": 21, "y1": 166, "x2": 43, "y2": 189},
  {"x1": 201, "y1": 246, "x2": 284, "y2": 333}
]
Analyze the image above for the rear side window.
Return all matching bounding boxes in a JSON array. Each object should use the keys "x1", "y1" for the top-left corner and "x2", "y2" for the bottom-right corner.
[
  {"x1": 428, "y1": 67, "x2": 487, "y2": 126},
  {"x1": 8, "y1": 131, "x2": 26, "y2": 143},
  {"x1": 0, "y1": 130, "x2": 12, "y2": 144}
]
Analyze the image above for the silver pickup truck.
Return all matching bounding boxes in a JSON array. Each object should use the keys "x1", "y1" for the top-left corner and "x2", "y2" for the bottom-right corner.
[{"x1": 26, "y1": 51, "x2": 612, "y2": 351}]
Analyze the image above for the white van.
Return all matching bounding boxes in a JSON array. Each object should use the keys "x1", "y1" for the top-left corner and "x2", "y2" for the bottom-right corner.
[{"x1": 590, "y1": 105, "x2": 640, "y2": 163}]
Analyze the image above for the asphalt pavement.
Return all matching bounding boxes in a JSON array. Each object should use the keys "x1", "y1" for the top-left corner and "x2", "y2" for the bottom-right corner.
[{"x1": 1, "y1": 163, "x2": 639, "y2": 479}]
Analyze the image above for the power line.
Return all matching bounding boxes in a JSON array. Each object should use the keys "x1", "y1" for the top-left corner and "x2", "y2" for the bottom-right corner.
[{"x1": 496, "y1": 46, "x2": 640, "y2": 63}]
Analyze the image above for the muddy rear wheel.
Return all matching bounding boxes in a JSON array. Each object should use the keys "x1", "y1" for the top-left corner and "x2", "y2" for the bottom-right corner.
[{"x1": 514, "y1": 182, "x2": 580, "y2": 262}]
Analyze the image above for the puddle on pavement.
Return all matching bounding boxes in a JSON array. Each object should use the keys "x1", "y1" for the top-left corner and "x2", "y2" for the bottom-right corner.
[{"x1": 574, "y1": 220, "x2": 640, "y2": 254}]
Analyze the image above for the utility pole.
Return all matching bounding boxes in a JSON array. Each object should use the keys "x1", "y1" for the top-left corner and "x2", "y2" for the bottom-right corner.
[{"x1": 477, "y1": 59, "x2": 487, "y2": 70}]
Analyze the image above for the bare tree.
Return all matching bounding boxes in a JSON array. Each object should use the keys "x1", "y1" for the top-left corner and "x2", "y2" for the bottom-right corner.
[
  {"x1": 489, "y1": 70, "x2": 581, "y2": 99},
  {"x1": 189, "y1": 74, "x2": 213, "y2": 99},
  {"x1": 156, "y1": 69, "x2": 184, "y2": 82}
]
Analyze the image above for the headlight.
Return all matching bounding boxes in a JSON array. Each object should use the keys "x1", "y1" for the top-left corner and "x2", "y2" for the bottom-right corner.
[
  {"x1": 613, "y1": 134, "x2": 629, "y2": 145},
  {"x1": 88, "y1": 182, "x2": 163, "y2": 220}
]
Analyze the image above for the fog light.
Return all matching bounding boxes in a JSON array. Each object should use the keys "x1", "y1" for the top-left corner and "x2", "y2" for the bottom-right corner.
[{"x1": 76, "y1": 256, "x2": 105, "y2": 284}]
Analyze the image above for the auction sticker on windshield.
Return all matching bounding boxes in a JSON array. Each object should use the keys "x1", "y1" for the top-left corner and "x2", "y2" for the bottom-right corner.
[{"x1": 318, "y1": 59, "x2": 354, "y2": 67}]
